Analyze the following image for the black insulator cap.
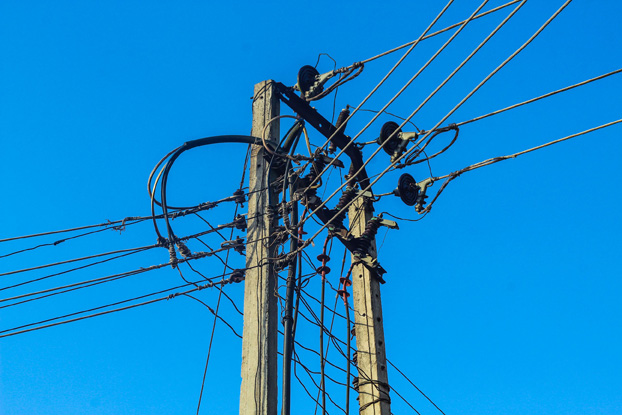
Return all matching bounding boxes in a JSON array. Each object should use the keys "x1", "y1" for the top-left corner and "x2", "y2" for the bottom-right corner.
[
  {"x1": 396, "y1": 173, "x2": 419, "y2": 206},
  {"x1": 297, "y1": 65, "x2": 321, "y2": 96},
  {"x1": 316, "y1": 265, "x2": 331, "y2": 275},
  {"x1": 377, "y1": 121, "x2": 401, "y2": 156}
]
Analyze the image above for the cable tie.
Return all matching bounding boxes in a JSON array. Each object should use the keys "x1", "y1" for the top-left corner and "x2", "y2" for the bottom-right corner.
[{"x1": 175, "y1": 240, "x2": 192, "y2": 258}]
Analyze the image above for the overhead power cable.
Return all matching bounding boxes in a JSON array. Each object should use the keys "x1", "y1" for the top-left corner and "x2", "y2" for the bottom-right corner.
[
  {"x1": 422, "y1": 119, "x2": 622, "y2": 212},
  {"x1": 0, "y1": 244, "x2": 160, "y2": 278},
  {"x1": 0, "y1": 200, "x2": 233, "y2": 257},
  {"x1": 294, "y1": 0, "x2": 463, "y2": 194},
  {"x1": 0, "y1": 271, "x2": 245, "y2": 339},
  {"x1": 0, "y1": 248, "x2": 154, "y2": 296},
  {"x1": 296, "y1": 0, "x2": 503, "y2": 226},
  {"x1": 156, "y1": 135, "x2": 259, "y2": 243},
  {"x1": 0, "y1": 250, "x2": 242, "y2": 308},
  {"x1": 291, "y1": 0, "x2": 521, "y2": 190},
  {"x1": 452, "y1": 67, "x2": 622, "y2": 127},
  {"x1": 386, "y1": 358, "x2": 446, "y2": 415},
  {"x1": 183, "y1": 294, "x2": 242, "y2": 338},
  {"x1": 294, "y1": 0, "x2": 574, "y2": 254},
  {"x1": 0, "y1": 218, "x2": 147, "y2": 244},
  {"x1": 402, "y1": 0, "x2": 528, "y2": 132},
  {"x1": 0, "y1": 223, "x2": 144, "y2": 260},
  {"x1": 196, "y1": 148, "x2": 250, "y2": 415},
  {"x1": 0, "y1": 215, "x2": 252, "y2": 281},
  {"x1": 353, "y1": 0, "x2": 521, "y2": 66}
]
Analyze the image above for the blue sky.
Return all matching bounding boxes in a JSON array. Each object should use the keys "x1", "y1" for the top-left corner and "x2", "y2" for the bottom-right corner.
[{"x1": 1, "y1": 1, "x2": 621, "y2": 414}]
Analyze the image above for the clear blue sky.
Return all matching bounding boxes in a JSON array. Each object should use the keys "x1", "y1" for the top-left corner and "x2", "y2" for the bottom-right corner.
[{"x1": 1, "y1": 1, "x2": 621, "y2": 414}]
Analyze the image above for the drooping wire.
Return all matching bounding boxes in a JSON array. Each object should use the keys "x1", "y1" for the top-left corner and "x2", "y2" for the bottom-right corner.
[
  {"x1": 195, "y1": 138, "x2": 251, "y2": 415},
  {"x1": 422, "y1": 119, "x2": 622, "y2": 213}
]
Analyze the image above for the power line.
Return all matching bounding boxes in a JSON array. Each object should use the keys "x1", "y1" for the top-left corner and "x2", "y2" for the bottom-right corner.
[
  {"x1": 0, "y1": 247, "x2": 153, "y2": 293},
  {"x1": 288, "y1": 0, "x2": 525, "y2": 203},
  {"x1": 0, "y1": 244, "x2": 159, "y2": 278},
  {"x1": 387, "y1": 358, "x2": 445, "y2": 415},
  {"x1": 0, "y1": 200, "x2": 231, "y2": 245},
  {"x1": 0, "y1": 272, "x2": 245, "y2": 339},
  {"x1": 0, "y1": 221, "x2": 146, "y2": 259},
  {"x1": 183, "y1": 294, "x2": 242, "y2": 338},
  {"x1": 294, "y1": 0, "x2": 575, "y2": 254},
  {"x1": 403, "y1": 0, "x2": 528, "y2": 132},
  {"x1": 294, "y1": 0, "x2": 462, "y2": 198},
  {"x1": 295, "y1": 0, "x2": 504, "y2": 231},
  {"x1": 355, "y1": 0, "x2": 522, "y2": 66},
  {"x1": 196, "y1": 141, "x2": 251, "y2": 415},
  {"x1": 0, "y1": 218, "x2": 255, "y2": 285},
  {"x1": 422, "y1": 119, "x2": 622, "y2": 212},
  {"x1": 453, "y1": 67, "x2": 622, "y2": 127}
]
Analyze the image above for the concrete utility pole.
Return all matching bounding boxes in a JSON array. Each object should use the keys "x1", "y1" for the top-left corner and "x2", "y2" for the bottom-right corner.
[
  {"x1": 240, "y1": 81, "x2": 279, "y2": 415},
  {"x1": 348, "y1": 197, "x2": 391, "y2": 415}
]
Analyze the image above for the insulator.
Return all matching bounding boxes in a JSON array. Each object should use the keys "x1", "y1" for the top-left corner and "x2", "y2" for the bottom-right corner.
[
  {"x1": 330, "y1": 186, "x2": 357, "y2": 225},
  {"x1": 395, "y1": 173, "x2": 419, "y2": 206},
  {"x1": 335, "y1": 107, "x2": 351, "y2": 131},
  {"x1": 296, "y1": 65, "x2": 321, "y2": 97},
  {"x1": 337, "y1": 288, "x2": 350, "y2": 298},
  {"x1": 233, "y1": 189, "x2": 246, "y2": 206},
  {"x1": 354, "y1": 217, "x2": 382, "y2": 256},
  {"x1": 316, "y1": 265, "x2": 331, "y2": 275},
  {"x1": 233, "y1": 238, "x2": 245, "y2": 254},
  {"x1": 222, "y1": 237, "x2": 245, "y2": 254},
  {"x1": 233, "y1": 214, "x2": 247, "y2": 231},
  {"x1": 317, "y1": 253, "x2": 330, "y2": 262},
  {"x1": 377, "y1": 121, "x2": 402, "y2": 156}
]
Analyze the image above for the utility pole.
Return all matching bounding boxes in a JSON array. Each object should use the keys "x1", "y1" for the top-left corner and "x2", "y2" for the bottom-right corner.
[
  {"x1": 240, "y1": 80, "x2": 279, "y2": 415},
  {"x1": 348, "y1": 196, "x2": 391, "y2": 415}
]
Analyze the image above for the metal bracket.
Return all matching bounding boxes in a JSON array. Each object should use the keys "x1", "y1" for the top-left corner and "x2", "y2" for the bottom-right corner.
[
  {"x1": 415, "y1": 178, "x2": 434, "y2": 213},
  {"x1": 356, "y1": 255, "x2": 387, "y2": 283},
  {"x1": 273, "y1": 82, "x2": 370, "y2": 189},
  {"x1": 377, "y1": 218, "x2": 399, "y2": 230},
  {"x1": 318, "y1": 154, "x2": 344, "y2": 168}
]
